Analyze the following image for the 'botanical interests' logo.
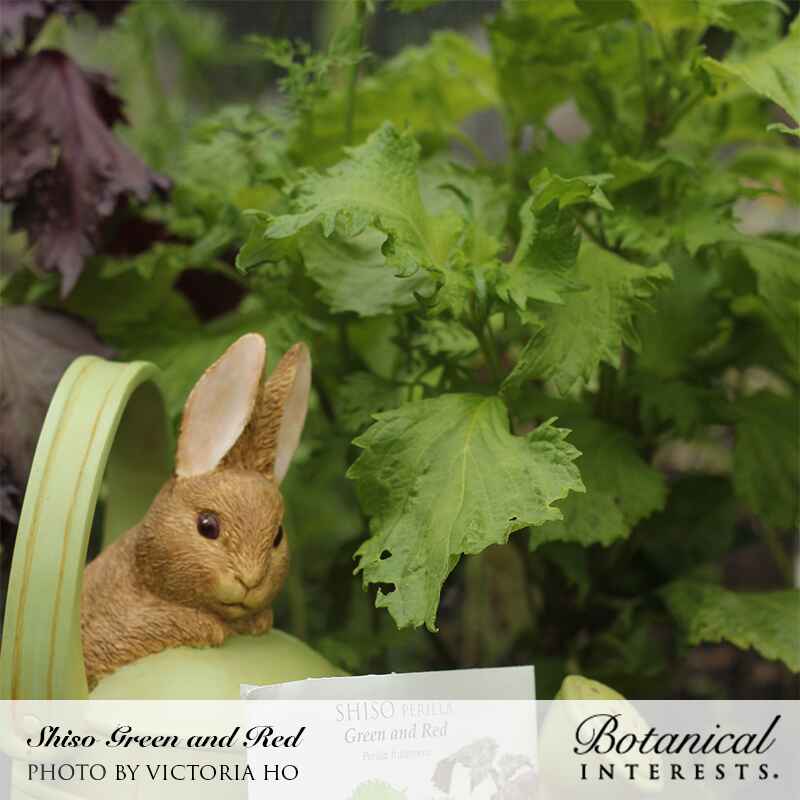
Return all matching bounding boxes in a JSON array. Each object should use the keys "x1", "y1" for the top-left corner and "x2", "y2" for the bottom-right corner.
[{"x1": 574, "y1": 712, "x2": 782, "y2": 785}]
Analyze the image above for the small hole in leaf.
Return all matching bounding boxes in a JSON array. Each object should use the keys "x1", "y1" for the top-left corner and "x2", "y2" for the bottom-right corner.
[
  {"x1": 376, "y1": 582, "x2": 396, "y2": 595},
  {"x1": 380, "y1": 549, "x2": 391, "y2": 560}
]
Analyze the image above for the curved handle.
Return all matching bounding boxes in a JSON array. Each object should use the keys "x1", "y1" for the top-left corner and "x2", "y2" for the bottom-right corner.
[{"x1": 0, "y1": 356, "x2": 172, "y2": 699}]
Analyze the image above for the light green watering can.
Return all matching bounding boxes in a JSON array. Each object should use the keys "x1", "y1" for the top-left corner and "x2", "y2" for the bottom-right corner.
[{"x1": 0, "y1": 355, "x2": 341, "y2": 701}]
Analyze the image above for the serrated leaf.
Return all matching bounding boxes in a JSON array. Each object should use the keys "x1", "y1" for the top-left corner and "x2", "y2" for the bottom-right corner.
[
  {"x1": 503, "y1": 242, "x2": 672, "y2": 395},
  {"x1": 301, "y1": 32, "x2": 497, "y2": 165},
  {"x1": 265, "y1": 123, "x2": 461, "y2": 285},
  {"x1": 736, "y1": 237, "x2": 800, "y2": 367},
  {"x1": 0, "y1": 50, "x2": 168, "y2": 295},
  {"x1": 632, "y1": 0, "x2": 702, "y2": 32},
  {"x1": 723, "y1": 302, "x2": 798, "y2": 382},
  {"x1": 495, "y1": 168, "x2": 615, "y2": 313},
  {"x1": 348, "y1": 317, "x2": 403, "y2": 380},
  {"x1": 633, "y1": 0, "x2": 785, "y2": 36},
  {"x1": 418, "y1": 159, "x2": 507, "y2": 287},
  {"x1": 236, "y1": 219, "x2": 300, "y2": 272},
  {"x1": 336, "y1": 372, "x2": 404, "y2": 434},
  {"x1": 606, "y1": 154, "x2": 691, "y2": 192},
  {"x1": 411, "y1": 318, "x2": 479, "y2": 358},
  {"x1": 179, "y1": 105, "x2": 292, "y2": 198},
  {"x1": 489, "y1": 0, "x2": 587, "y2": 126},
  {"x1": 702, "y1": 17, "x2": 800, "y2": 127},
  {"x1": 348, "y1": 394, "x2": 584, "y2": 630},
  {"x1": 301, "y1": 227, "x2": 426, "y2": 316},
  {"x1": 635, "y1": 375, "x2": 715, "y2": 436},
  {"x1": 601, "y1": 210, "x2": 672, "y2": 260},
  {"x1": 530, "y1": 168, "x2": 614, "y2": 212},
  {"x1": 641, "y1": 477, "x2": 738, "y2": 578},
  {"x1": 419, "y1": 159, "x2": 509, "y2": 237},
  {"x1": 62, "y1": 248, "x2": 197, "y2": 347},
  {"x1": 574, "y1": 0, "x2": 637, "y2": 26},
  {"x1": 637, "y1": 248, "x2": 724, "y2": 379},
  {"x1": 680, "y1": 207, "x2": 739, "y2": 257},
  {"x1": 532, "y1": 419, "x2": 666, "y2": 548},
  {"x1": 415, "y1": 158, "x2": 507, "y2": 316},
  {"x1": 596, "y1": 173, "x2": 737, "y2": 261},
  {"x1": 496, "y1": 198, "x2": 581, "y2": 309},
  {"x1": 539, "y1": 542, "x2": 591, "y2": 601},
  {"x1": 728, "y1": 145, "x2": 800, "y2": 204},
  {"x1": 662, "y1": 580, "x2": 800, "y2": 672},
  {"x1": 733, "y1": 391, "x2": 799, "y2": 530}
]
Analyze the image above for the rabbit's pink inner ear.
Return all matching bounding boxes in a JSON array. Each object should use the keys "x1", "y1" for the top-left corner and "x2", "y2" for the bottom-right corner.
[
  {"x1": 175, "y1": 333, "x2": 266, "y2": 477},
  {"x1": 273, "y1": 344, "x2": 312, "y2": 483}
]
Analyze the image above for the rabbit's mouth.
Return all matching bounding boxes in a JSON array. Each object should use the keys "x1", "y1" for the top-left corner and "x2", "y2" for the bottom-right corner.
[
  {"x1": 219, "y1": 601, "x2": 250, "y2": 619},
  {"x1": 217, "y1": 594, "x2": 269, "y2": 619},
  {"x1": 215, "y1": 566, "x2": 283, "y2": 619}
]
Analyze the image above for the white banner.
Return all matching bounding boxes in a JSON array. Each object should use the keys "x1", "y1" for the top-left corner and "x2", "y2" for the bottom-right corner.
[{"x1": 1, "y1": 695, "x2": 797, "y2": 798}]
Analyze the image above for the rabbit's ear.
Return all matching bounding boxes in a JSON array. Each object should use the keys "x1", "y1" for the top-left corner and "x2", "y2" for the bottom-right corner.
[
  {"x1": 175, "y1": 334, "x2": 266, "y2": 477},
  {"x1": 269, "y1": 343, "x2": 312, "y2": 482},
  {"x1": 225, "y1": 343, "x2": 310, "y2": 481}
]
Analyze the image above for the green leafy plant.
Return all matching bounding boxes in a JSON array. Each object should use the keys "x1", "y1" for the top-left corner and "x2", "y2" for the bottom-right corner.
[{"x1": 3, "y1": 0, "x2": 798, "y2": 697}]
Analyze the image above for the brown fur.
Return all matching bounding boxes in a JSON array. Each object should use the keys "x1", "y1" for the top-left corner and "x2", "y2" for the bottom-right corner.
[
  {"x1": 222, "y1": 343, "x2": 306, "y2": 475},
  {"x1": 80, "y1": 339, "x2": 307, "y2": 689}
]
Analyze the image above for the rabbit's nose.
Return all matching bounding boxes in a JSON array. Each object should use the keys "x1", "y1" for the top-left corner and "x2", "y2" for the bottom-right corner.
[{"x1": 237, "y1": 569, "x2": 264, "y2": 591}]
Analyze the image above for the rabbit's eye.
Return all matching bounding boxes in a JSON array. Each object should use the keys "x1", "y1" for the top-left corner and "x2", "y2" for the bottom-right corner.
[
  {"x1": 273, "y1": 525, "x2": 284, "y2": 548},
  {"x1": 197, "y1": 512, "x2": 220, "y2": 540}
]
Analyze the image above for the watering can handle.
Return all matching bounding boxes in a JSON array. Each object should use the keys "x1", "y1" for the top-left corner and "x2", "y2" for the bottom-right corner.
[{"x1": 0, "y1": 357, "x2": 172, "y2": 699}]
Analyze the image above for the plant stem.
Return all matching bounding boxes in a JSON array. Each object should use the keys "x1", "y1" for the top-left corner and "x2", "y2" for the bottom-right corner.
[
  {"x1": 595, "y1": 361, "x2": 617, "y2": 420},
  {"x1": 470, "y1": 296, "x2": 501, "y2": 384},
  {"x1": 475, "y1": 324, "x2": 501, "y2": 384},
  {"x1": 313, "y1": 373, "x2": 336, "y2": 423},
  {"x1": 135, "y1": 12, "x2": 177, "y2": 167},
  {"x1": 338, "y1": 316, "x2": 352, "y2": 366},
  {"x1": 577, "y1": 218, "x2": 605, "y2": 249},
  {"x1": 344, "y1": 0, "x2": 367, "y2": 144},
  {"x1": 662, "y1": 87, "x2": 705, "y2": 138},
  {"x1": 761, "y1": 526, "x2": 795, "y2": 586},
  {"x1": 506, "y1": 121, "x2": 532, "y2": 195},
  {"x1": 286, "y1": 568, "x2": 308, "y2": 641},
  {"x1": 283, "y1": 507, "x2": 308, "y2": 639},
  {"x1": 637, "y1": 23, "x2": 651, "y2": 137},
  {"x1": 514, "y1": 533, "x2": 542, "y2": 631},
  {"x1": 461, "y1": 554, "x2": 488, "y2": 666},
  {"x1": 451, "y1": 128, "x2": 489, "y2": 167},
  {"x1": 427, "y1": 628, "x2": 456, "y2": 668}
]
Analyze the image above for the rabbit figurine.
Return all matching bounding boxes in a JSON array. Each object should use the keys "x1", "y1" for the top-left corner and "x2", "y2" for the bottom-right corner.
[{"x1": 80, "y1": 333, "x2": 311, "y2": 688}]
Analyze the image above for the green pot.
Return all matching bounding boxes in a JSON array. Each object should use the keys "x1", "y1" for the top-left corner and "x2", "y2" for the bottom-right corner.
[
  {"x1": 538, "y1": 676, "x2": 663, "y2": 799},
  {"x1": 0, "y1": 355, "x2": 341, "y2": 701}
]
